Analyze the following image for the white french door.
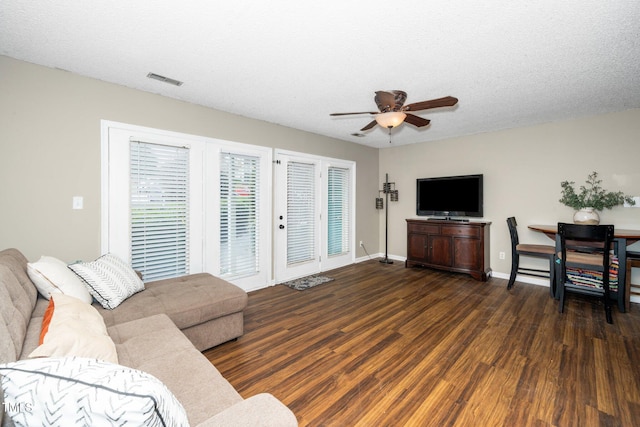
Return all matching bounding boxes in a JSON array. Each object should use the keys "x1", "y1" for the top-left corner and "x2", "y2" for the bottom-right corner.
[
  {"x1": 204, "y1": 142, "x2": 272, "y2": 291},
  {"x1": 274, "y1": 150, "x2": 355, "y2": 283},
  {"x1": 322, "y1": 161, "x2": 355, "y2": 271},
  {"x1": 103, "y1": 121, "x2": 353, "y2": 289},
  {"x1": 102, "y1": 121, "x2": 271, "y2": 291},
  {"x1": 274, "y1": 153, "x2": 322, "y2": 281}
]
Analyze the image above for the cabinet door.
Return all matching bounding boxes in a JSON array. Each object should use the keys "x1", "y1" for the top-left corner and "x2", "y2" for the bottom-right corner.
[
  {"x1": 408, "y1": 233, "x2": 429, "y2": 261},
  {"x1": 453, "y1": 237, "x2": 481, "y2": 270},
  {"x1": 428, "y1": 235, "x2": 453, "y2": 267}
]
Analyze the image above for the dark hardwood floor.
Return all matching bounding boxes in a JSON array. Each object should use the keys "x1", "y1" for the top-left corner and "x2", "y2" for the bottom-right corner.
[{"x1": 203, "y1": 260, "x2": 640, "y2": 426}]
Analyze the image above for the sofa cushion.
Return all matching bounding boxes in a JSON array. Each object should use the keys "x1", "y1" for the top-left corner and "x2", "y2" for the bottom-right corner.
[
  {"x1": 26, "y1": 255, "x2": 93, "y2": 303},
  {"x1": 197, "y1": 394, "x2": 298, "y2": 427},
  {"x1": 69, "y1": 253, "x2": 145, "y2": 309},
  {"x1": 28, "y1": 294, "x2": 118, "y2": 363},
  {"x1": 108, "y1": 314, "x2": 243, "y2": 426},
  {"x1": 98, "y1": 273, "x2": 248, "y2": 330},
  {"x1": 0, "y1": 248, "x2": 39, "y2": 364},
  {"x1": 0, "y1": 357, "x2": 189, "y2": 427}
]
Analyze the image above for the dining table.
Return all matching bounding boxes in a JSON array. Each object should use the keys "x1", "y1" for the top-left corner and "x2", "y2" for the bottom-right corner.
[{"x1": 528, "y1": 224, "x2": 640, "y2": 313}]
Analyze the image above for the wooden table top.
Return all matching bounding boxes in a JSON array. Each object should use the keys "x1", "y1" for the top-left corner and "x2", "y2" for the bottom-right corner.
[{"x1": 529, "y1": 224, "x2": 640, "y2": 243}]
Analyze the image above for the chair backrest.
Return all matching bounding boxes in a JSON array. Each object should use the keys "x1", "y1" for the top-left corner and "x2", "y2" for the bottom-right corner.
[
  {"x1": 506, "y1": 217, "x2": 519, "y2": 254},
  {"x1": 558, "y1": 222, "x2": 615, "y2": 275}
]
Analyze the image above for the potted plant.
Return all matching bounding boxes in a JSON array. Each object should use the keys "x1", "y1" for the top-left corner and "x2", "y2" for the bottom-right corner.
[{"x1": 559, "y1": 171, "x2": 635, "y2": 224}]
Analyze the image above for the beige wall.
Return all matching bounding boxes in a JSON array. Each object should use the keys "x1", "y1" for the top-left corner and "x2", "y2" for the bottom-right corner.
[
  {"x1": 379, "y1": 108, "x2": 640, "y2": 278},
  {"x1": 2, "y1": 55, "x2": 638, "y2": 282},
  {"x1": 0, "y1": 56, "x2": 379, "y2": 263}
]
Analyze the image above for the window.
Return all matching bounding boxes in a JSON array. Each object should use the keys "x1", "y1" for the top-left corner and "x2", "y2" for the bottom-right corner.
[
  {"x1": 129, "y1": 141, "x2": 190, "y2": 281},
  {"x1": 219, "y1": 152, "x2": 260, "y2": 279},
  {"x1": 286, "y1": 161, "x2": 316, "y2": 265},
  {"x1": 327, "y1": 166, "x2": 350, "y2": 257}
]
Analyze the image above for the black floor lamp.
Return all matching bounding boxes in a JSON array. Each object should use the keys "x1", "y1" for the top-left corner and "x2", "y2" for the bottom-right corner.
[{"x1": 376, "y1": 173, "x2": 398, "y2": 264}]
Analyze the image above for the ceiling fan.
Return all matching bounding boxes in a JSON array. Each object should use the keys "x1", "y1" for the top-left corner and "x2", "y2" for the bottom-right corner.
[{"x1": 330, "y1": 90, "x2": 458, "y2": 132}]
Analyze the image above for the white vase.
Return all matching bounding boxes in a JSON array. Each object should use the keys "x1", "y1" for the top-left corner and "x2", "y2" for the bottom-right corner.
[{"x1": 573, "y1": 207, "x2": 600, "y2": 225}]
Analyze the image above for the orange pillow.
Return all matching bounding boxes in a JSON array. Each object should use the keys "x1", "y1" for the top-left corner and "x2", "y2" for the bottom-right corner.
[
  {"x1": 29, "y1": 293, "x2": 118, "y2": 364},
  {"x1": 40, "y1": 298, "x2": 55, "y2": 345}
]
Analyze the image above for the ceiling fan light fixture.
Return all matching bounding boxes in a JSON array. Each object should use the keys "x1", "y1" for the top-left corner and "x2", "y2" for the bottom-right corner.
[{"x1": 375, "y1": 111, "x2": 406, "y2": 128}]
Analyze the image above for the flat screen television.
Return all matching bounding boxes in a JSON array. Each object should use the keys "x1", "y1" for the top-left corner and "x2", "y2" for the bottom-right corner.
[{"x1": 416, "y1": 174, "x2": 483, "y2": 218}]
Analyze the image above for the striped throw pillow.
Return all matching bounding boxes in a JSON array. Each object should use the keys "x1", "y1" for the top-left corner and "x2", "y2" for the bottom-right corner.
[{"x1": 69, "y1": 253, "x2": 144, "y2": 309}]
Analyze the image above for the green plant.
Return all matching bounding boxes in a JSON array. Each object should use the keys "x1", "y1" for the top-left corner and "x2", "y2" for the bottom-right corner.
[{"x1": 559, "y1": 171, "x2": 635, "y2": 211}]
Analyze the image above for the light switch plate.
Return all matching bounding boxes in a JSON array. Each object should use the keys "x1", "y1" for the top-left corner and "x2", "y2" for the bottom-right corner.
[{"x1": 72, "y1": 196, "x2": 83, "y2": 210}]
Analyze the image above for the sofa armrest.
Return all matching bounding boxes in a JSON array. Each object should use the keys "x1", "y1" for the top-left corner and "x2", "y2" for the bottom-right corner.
[{"x1": 195, "y1": 393, "x2": 297, "y2": 427}]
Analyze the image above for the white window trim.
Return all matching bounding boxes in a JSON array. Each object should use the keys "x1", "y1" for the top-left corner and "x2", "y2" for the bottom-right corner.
[{"x1": 101, "y1": 121, "x2": 205, "y2": 273}]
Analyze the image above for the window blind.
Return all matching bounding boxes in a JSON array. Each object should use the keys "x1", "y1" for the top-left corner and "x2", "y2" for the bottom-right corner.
[
  {"x1": 220, "y1": 152, "x2": 260, "y2": 278},
  {"x1": 130, "y1": 141, "x2": 190, "y2": 281},
  {"x1": 328, "y1": 166, "x2": 350, "y2": 257},
  {"x1": 287, "y1": 161, "x2": 316, "y2": 265}
]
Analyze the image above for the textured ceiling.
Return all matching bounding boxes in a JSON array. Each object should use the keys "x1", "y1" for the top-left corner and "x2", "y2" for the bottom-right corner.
[{"x1": 2, "y1": 1, "x2": 639, "y2": 148}]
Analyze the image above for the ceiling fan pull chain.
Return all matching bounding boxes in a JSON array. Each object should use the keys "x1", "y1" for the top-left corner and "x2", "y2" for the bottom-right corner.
[{"x1": 388, "y1": 128, "x2": 392, "y2": 144}]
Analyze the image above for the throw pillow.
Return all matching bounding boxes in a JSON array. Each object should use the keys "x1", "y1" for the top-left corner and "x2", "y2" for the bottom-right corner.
[
  {"x1": 0, "y1": 357, "x2": 189, "y2": 427},
  {"x1": 28, "y1": 293, "x2": 118, "y2": 364},
  {"x1": 27, "y1": 255, "x2": 93, "y2": 303},
  {"x1": 69, "y1": 253, "x2": 145, "y2": 309},
  {"x1": 39, "y1": 297, "x2": 55, "y2": 344}
]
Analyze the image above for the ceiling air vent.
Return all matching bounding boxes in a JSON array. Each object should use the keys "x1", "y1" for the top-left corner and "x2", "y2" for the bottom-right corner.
[{"x1": 146, "y1": 72, "x2": 183, "y2": 86}]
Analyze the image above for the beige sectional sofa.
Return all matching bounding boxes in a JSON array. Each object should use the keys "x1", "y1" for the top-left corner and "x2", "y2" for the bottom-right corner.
[{"x1": 0, "y1": 248, "x2": 297, "y2": 426}]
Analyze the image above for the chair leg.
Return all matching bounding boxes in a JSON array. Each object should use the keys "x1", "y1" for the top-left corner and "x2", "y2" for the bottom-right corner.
[
  {"x1": 548, "y1": 255, "x2": 556, "y2": 299},
  {"x1": 507, "y1": 254, "x2": 519, "y2": 290},
  {"x1": 605, "y1": 304, "x2": 613, "y2": 324},
  {"x1": 558, "y1": 283, "x2": 565, "y2": 313},
  {"x1": 553, "y1": 257, "x2": 561, "y2": 300},
  {"x1": 603, "y1": 288, "x2": 613, "y2": 324}
]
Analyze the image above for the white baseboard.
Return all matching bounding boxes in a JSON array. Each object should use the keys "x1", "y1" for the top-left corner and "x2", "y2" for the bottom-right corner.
[
  {"x1": 490, "y1": 271, "x2": 550, "y2": 288},
  {"x1": 355, "y1": 253, "x2": 406, "y2": 264}
]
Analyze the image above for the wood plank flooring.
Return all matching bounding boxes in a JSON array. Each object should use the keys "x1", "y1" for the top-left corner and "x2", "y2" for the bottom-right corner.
[{"x1": 203, "y1": 260, "x2": 640, "y2": 426}]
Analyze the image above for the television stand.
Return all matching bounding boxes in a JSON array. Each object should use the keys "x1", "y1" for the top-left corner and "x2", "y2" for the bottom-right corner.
[{"x1": 406, "y1": 219, "x2": 491, "y2": 281}]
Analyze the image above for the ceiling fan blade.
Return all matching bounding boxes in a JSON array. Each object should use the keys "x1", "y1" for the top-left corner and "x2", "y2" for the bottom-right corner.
[
  {"x1": 404, "y1": 96, "x2": 458, "y2": 112},
  {"x1": 330, "y1": 111, "x2": 377, "y2": 116},
  {"x1": 403, "y1": 113, "x2": 431, "y2": 127},
  {"x1": 392, "y1": 90, "x2": 407, "y2": 109},
  {"x1": 360, "y1": 120, "x2": 378, "y2": 131},
  {"x1": 374, "y1": 91, "x2": 398, "y2": 112}
]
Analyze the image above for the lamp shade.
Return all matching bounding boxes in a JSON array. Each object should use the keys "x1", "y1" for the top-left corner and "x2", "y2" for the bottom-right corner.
[{"x1": 375, "y1": 111, "x2": 407, "y2": 128}]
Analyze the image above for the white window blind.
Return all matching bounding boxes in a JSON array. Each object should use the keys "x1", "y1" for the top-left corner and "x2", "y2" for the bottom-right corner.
[
  {"x1": 130, "y1": 141, "x2": 190, "y2": 281},
  {"x1": 287, "y1": 161, "x2": 316, "y2": 265},
  {"x1": 328, "y1": 166, "x2": 350, "y2": 257},
  {"x1": 220, "y1": 152, "x2": 260, "y2": 278}
]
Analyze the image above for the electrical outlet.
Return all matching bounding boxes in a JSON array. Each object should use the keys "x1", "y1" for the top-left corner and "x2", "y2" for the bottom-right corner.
[
  {"x1": 499, "y1": 251, "x2": 506, "y2": 260},
  {"x1": 624, "y1": 196, "x2": 640, "y2": 208},
  {"x1": 359, "y1": 241, "x2": 363, "y2": 247}
]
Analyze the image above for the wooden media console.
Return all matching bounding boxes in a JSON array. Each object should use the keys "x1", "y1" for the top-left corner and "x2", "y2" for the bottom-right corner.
[{"x1": 406, "y1": 219, "x2": 491, "y2": 281}]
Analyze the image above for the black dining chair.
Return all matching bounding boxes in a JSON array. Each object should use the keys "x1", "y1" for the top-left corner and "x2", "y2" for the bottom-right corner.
[
  {"x1": 557, "y1": 222, "x2": 615, "y2": 324},
  {"x1": 625, "y1": 250, "x2": 640, "y2": 313},
  {"x1": 507, "y1": 217, "x2": 557, "y2": 295}
]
